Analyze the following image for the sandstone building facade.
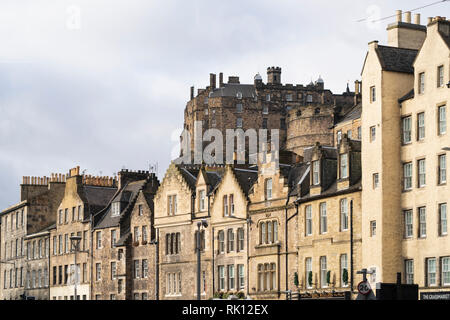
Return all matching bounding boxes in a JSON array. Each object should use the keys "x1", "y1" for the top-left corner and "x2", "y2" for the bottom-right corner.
[
  {"x1": 0, "y1": 174, "x2": 65, "y2": 300},
  {"x1": 361, "y1": 11, "x2": 450, "y2": 297}
]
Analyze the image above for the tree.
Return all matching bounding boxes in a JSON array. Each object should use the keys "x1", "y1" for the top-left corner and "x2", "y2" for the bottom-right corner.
[
  {"x1": 294, "y1": 272, "x2": 299, "y2": 287},
  {"x1": 342, "y1": 268, "x2": 348, "y2": 285},
  {"x1": 308, "y1": 271, "x2": 313, "y2": 287}
]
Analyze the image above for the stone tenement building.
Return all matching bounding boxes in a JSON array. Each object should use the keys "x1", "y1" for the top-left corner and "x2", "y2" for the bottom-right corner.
[
  {"x1": 49, "y1": 167, "x2": 117, "y2": 300},
  {"x1": 91, "y1": 170, "x2": 159, "y2": 300},
  {"x1": 0, "y1": 174, "x2": 66, "y2": 300},
  {"x1": 295, "y1": 137, "x2": 362, "y2": 298},
  {"x1": 361, "y1": 11, "x2": 450, "y2": 296},
  {"x1": 182, "y1": 67, "x2": 360, "y2": 160}
]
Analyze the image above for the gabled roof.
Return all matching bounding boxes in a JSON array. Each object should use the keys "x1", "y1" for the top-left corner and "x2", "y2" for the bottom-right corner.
[
  {"x1": 232, "y1": 167, "x2": 258, "y2": 196},
  {"x1": 375, "y1": 45, "x2": 418, "y2": 74},
  {"x1": 178, "y1": 165, "x2": 200, "y2": 190}
]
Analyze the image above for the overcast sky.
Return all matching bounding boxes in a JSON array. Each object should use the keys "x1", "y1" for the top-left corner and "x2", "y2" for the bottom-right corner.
[{"x1": 0, "y1": 0, "x2": 447, "y2": 209}]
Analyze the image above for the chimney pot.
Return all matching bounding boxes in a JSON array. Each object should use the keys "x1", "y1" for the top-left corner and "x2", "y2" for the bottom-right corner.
[
  {"x1": 414, "y1": 13, "x2": 420, "y2": 24},
  {"x1": 209, "y1": 73, "x2": 216, "y2": 90},
  {"x1": 190, "y1": 86, "x2": 194, "y2": 100},
  {"x1": 219, "y1": 73, "x2": 224, "y2": 87},
  {"x1": 396, "y1": 10, "x2": 402, "y2": 22},
  {"x1": 405, "y1": 11, "x2": 411, "y2": 23}
]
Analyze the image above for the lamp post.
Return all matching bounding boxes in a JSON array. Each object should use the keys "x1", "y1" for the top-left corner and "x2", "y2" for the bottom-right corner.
[
  {"x1": 196, "y1": 219, "x2": 208, "y2": 300},
  {"x1": 70, "y1": 236, "x2": 82, "y2": 300}
]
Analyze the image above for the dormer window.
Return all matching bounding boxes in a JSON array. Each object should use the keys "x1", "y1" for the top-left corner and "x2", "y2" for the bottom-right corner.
[
  {"x1": 236, "y1": 92, "x2": 242, "y2": 99},
  {"x1": 340, "y1": 154, "x2": 348, "y2": 179},
  {"x1": 111, "y1": 202, "x2": 121, "y2": 217},
  {"x1": 312, "y1": 160, "x2": 320, "y2": 185}
]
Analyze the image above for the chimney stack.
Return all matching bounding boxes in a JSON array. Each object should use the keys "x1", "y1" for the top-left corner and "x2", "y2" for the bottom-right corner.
[
  {"x1": 219, "y1": 73, "x2": 223, "y2": 87},
  {"x1": 414, "y1": 13, "x2": 421, "y2": 24},
  {"x1": 405, "y1": 11, "x2": 411, "y2": 23},
  {"x1": 209, "y1": 73, "x2": 216, "y2": 90},
  {"x1": 396, "y1": 10, "x2": 402, "y2": 22},
  {"x1": 354, "y1": 80, "x2": 361, "y2": 95}
]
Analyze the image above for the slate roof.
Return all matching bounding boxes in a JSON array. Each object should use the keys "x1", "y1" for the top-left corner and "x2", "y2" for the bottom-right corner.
[
  {"x1": 287, "y1": 163, "x2": 309, "y2": 197},
  {"x1": 335, "y1": 103, "x2": 361, "y2": 125},
  {"x1": 209, "y1": 84, "x2": 256, "y2": 98},
  {"x1": 177, "y1": 165, "x2": 200, "y2": 190},
  {"x1": 205, "y1": 171, "x2": 223, "y2": 193},
  {"x1": 375, "y1": 45, "x2": 418, "y2": 74},
  {"x1": 233, "y1": 167, "x2": 258, "y2": 196},
  {"x1": 82, "y1": 185, "x2": 117, "y2": 216},
  {"x1": 297, "y1": 180, "x2": 362, "y2": 203},
  {"x1": 439, "y1": 30, "x2": 450, "y2": 49},
  {"x1": 94, "y1": 180, "x2": 146, "y2": 229},
  {"x1": 303, "y1": 146, "x2": 338, "y2": 162},
  {"x1": 399, "y1": 89, "x2": 414, "y2": 103}
]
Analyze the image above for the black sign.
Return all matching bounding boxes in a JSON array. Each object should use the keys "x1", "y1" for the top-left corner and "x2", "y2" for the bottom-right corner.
[{"x1": 420, "y1": 291, "x2": 450, "y2": 300}]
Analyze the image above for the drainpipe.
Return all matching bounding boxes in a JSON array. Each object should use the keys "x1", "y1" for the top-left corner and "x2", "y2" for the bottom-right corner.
[
  {"x1": 246, "y1": 201, "x2": 250, "y2": 298},
  {"x1": 285, "y1": 199, "x2": 299, "y2": 295},
  {"x1": 350, "y1": 199, "x2": 354, "y2": 293},
  {"x1": 155, "y1": 228, "x2": 160, "y2": 300},
  {"x1": 90, "y1": 215, "x2": 93, "y2": 300},
  {"x1": 212, "y1": 226, "x2": 215, "y2": 294}
]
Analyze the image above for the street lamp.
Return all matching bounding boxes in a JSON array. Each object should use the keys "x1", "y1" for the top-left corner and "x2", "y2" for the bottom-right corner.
[
  {"x1": 70, "y1": 235, "x2": 82, "y2": 300},
  {"x1": 196, "y1": 219, "x2": 208, "y2": 300}
]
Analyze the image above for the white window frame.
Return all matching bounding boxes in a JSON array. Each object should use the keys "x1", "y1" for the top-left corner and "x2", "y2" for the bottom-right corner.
[
  {"x1": 417, "y1": 112, "x2": 425, "y2": 140},
  {"x1": 427, "y1": 258, "x2": 436, "y2": 286},
  {"x1": 402, "y1": 116, "x2": 412, "y2": 144},
  {"x1": 340, "y1": 198, "x2": 348, "y2": 231},
  {"x1": 404, "y1": 210, "x2": 413, "y2": 238},
  {"x1": 419, "y1": 207, "x2": 426, "y2": 238},
  {"x1": 305, "y1": 205, "x2": 312, "y2": 236},
  {"x1": 405, "y1": 260, "x2": 414, "y2": 284},
  {"x1": 320, "y1": 203, "x2": 327, "y2": 234},
  {"x1": 403, "y1": 162, "x2": 412, "y2": 190},
  {"x1": 439, "y1": 154, "x2": 447, "y2": 184},
  {"x1": 442, "y1": 257, "x2": 450, "y2": 286},
  {"x1": 418, "y1": 159, "x2": 426, "y2": 187}
]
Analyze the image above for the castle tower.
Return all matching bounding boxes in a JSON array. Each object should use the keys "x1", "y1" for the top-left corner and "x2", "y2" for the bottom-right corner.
[{"x1": 267, "y1": 66, "x2": 281, "y2": 84}]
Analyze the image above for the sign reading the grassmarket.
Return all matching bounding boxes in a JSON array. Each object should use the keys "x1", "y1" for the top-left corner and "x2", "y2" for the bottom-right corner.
[{"x1": 420, "y1": 292, "x2": 450, "y2": 300}]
